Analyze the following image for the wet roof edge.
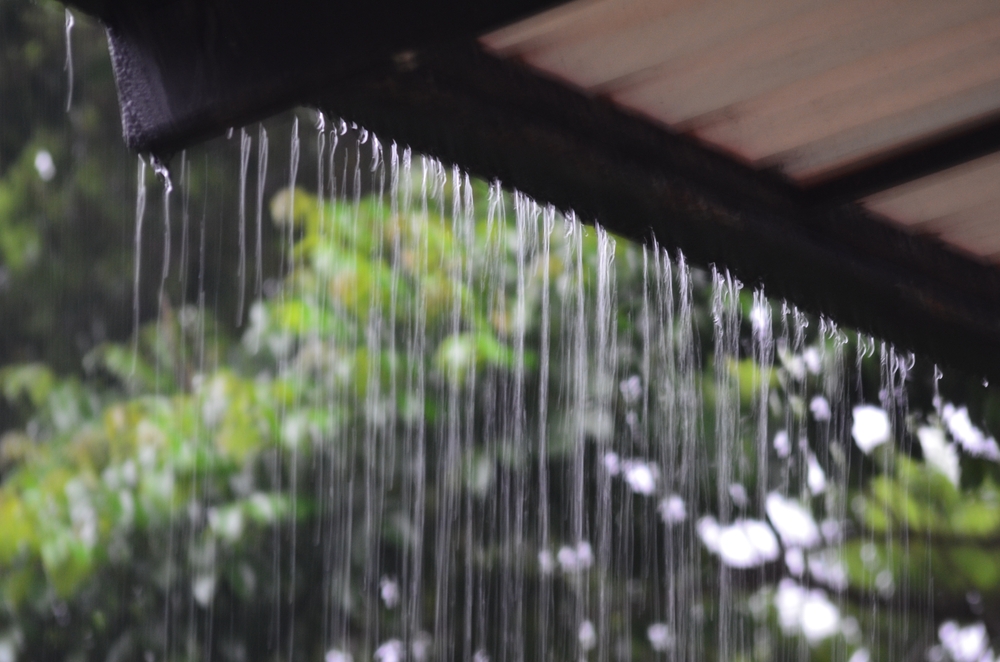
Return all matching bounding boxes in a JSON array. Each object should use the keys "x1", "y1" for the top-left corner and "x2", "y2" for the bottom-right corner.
[
  {"x1": 62, "y1": 0, "x2": 1000, "y2": 381},
  {"x1": 62, "y1": 0, "x2": 566, "y2": 152},
  {"x1": 313, "y1": 42, "x2": 1000, "y2": 382}
]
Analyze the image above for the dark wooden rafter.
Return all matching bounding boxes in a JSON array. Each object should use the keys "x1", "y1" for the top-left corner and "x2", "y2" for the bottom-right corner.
[
  {"x1": 75, "y1": 0, "x2": 563, "y2": 153},
  {"x1": 59, "y1": 0, "x2": 1000, "y2": 381}
]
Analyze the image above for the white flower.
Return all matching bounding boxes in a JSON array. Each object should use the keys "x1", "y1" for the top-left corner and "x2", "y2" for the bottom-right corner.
[
  {"x1": 851, "y1": 405, "x2": 890, "y2": 454},
  {"x1": 785, "y1": 548, "x2": 805, "y2": 576},
  {"x1": 696, "y1": 516, "x2": 721, "y2": 552},
  {"x1": 578, "y1": 621, "x2": 596, "y2": 651},
  {"x1": 325, "y1": 649, "x2": 352, "y2": 662},
  {"x1": 728, "y1": 483, "x2": 748, "y2": 508},
  {"x1": 538, "y1": 549, "x2": 556, "y2": 574},
  {"x1": 718, "y1": 519, "x2": 780, "y2": 568},
  {"x1": 775, "y1": 579, "x2": 840, "y2": 643},
  {"x1": 801, "y1": 592, "x2": 840, "y2": 642},
  {"x1": 619, "y1": 375, "x2": 642, "y2": 405},
  {"x1": 411, "y1": 632, "x2": 432, "y2": 661},
  {"x1": 773, "y1": 430, "x2": 791, "y2": 458},
  {"x1": 847, "y1": 649, "x2": 870, "y2": 662},
  {"x1": 557, "y1": 546, "x2": 578, "y2": 572},
  {"x1": 659, "y1": 495, "x2": 686, "y2": 525},
  {"x1": 34, "y1": 150, "x2": 56, "y2": 181},
  {"x1": 379, "y1": 576, "x2": 400, "y2": 608},
  {"x1": 557, "y1": 541, "x2": 593, "y2": 572},
  {"x1": 208, "y1": 506, "x2": 244, "y2": 542},
  {"x1": 698, "y1": 516, "x2": 779, "y2": 568},
  {"x1": 807, "y1": 454, "x2": 826, "y2": 495},
  {"x1": 647, "y1": 623, "x2": 673, "y2": 652},
  {"x1": 939, "y1": 621, "x2": 992, "y2": 662},
  {"x1": 622, "y1": 461, "x2": 657, "y2": 495},
  {"x1": 943, "y1": 405, "x2": 1000, "y2": 461},
  {"x1": 602, "y1": 452, "x2": 620, "y2": 475},
  {"x1": 766, "y1": 493, "x2": 820, "y2": 548},
  {"x1": 809, "y1": 396, "x2": 831, "y2": 422},
  {"x1": 803, "y1": 348, "x2": 822, "y2": 374},
  {"x1": 917, "y1": 426, "x2": 959, "y2": 485},
  {"x1": 192, "y1": 574, "x2": 216, "y2": 606},
  {"x1": 374, "y1": 639, "x2": 404, "y2": 662}
]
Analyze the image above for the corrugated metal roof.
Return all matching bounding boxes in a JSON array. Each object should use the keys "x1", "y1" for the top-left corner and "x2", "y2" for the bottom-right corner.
[{"x1": 484, "y1": 0, "x2": 1000, "y2": 262}]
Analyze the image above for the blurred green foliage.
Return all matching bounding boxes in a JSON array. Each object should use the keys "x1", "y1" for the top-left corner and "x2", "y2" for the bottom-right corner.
[
  {"x1": 1, "y1": 2, "x2": 1000, "y2": 661},
  {"x1": 0, "y1": 0, "x2": 291, "y2": 390},
  {"x1": 0, "y1": 178, "x2": 997, "y2": 660}
]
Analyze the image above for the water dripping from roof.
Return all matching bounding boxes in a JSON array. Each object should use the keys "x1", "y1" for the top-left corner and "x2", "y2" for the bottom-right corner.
[
  {"x1": 255, "y1": 125, "x2": 269, "y2": 297},
  {"x1": 236, "y1": 128, "x2": 251, "y2": 324},
  {"x1": 64, "y1": 9, "x2": 74, "y2": 112},
  {"x1": 131, "y1": 156, "x2": 147, "y2": 376},
  {"x1": 50, "y1": 113, "x2": 992, "y2": 659}
]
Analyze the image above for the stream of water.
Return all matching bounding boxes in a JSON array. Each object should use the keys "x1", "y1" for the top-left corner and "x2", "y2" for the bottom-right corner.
[{"x1": 123, "y1": 117, "x2": 1000, "y2": 662}]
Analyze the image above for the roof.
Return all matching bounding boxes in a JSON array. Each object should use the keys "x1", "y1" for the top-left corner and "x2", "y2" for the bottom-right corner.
[
  {"x1": 484, "y1": 0, "x2": 1000, "y2": 264},
  {"x1": 64, "y1": 0, "x2": 1000, "y2": 380}
]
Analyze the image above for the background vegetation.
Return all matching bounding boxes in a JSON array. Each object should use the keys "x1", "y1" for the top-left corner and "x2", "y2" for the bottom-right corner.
[{"x1": 2, "y1": 2, "x2": 1000, "y2": 661}]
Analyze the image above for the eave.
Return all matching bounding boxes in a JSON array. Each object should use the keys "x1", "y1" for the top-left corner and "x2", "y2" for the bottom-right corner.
[{"x1": 63, "y1": 0, "x2": 1000, "y2": 381}]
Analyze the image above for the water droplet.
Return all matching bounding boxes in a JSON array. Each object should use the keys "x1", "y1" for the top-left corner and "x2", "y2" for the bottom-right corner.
[{"x1": 64, "y1": 9, "x2": 74, "y2": 112}]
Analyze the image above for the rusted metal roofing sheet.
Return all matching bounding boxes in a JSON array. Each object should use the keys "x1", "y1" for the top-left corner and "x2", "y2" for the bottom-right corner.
[
  {"x1": 484, "y1": 0, "x2": 1000, "y2": 262},
  {"x1": 865, "y1": 154, "x2": 1000, "y2": 261}
]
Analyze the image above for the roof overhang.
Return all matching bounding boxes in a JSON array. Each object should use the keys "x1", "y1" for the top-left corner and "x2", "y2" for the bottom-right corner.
[{"x1": 65, "y1": 0, "x2": 1000, "y2": 381}]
